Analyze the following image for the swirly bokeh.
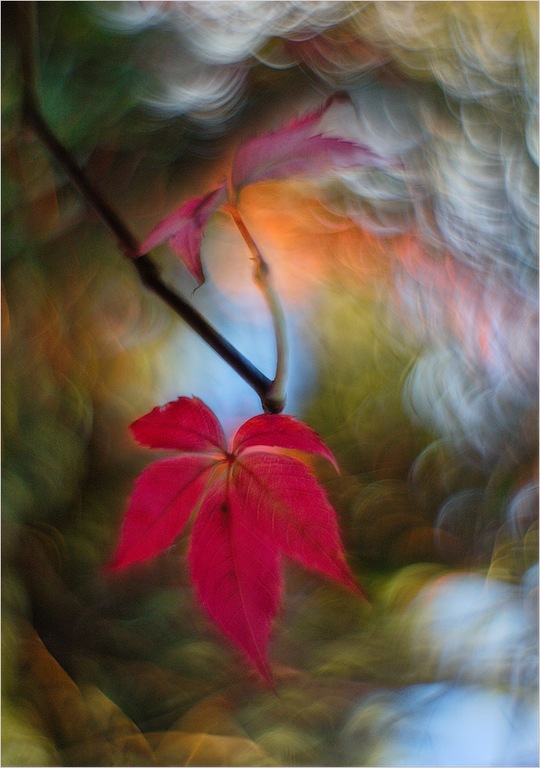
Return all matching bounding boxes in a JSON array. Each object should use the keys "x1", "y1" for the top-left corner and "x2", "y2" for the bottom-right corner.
[{"x1": 2, "y1": 2, "x2": 537, "y2": 765}]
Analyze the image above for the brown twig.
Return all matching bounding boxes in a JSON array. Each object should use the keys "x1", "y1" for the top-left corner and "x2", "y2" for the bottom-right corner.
[{"x1": 15, "y1": 1, "x2": 284, "y2": 414}]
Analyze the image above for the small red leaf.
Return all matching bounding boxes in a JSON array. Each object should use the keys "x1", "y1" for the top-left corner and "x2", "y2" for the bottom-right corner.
[
  {"x1": 231, "y1": 100, "x2": 391, "y2": 190},
  {"x1": 189, "y1": 479, "x2": 281, "y2": 684},
  {"x1": 234, "y1": 453, "x2": 362, "y2": 595},
  {"x1": 138, "y1": 184, "x2": 226, "y2": 284},
  {"x1": 107, "y1": 455, "x2": 217, "y2": 570},
  {"x1": 131, "y1": 397, "x2": 226, "y2": 453},
  {"x1": 232, "y1": 413, "x2": 339, "y2": 470},
  {"x1": 137, "y1": 98, "x2": 398, "y2": 280}
]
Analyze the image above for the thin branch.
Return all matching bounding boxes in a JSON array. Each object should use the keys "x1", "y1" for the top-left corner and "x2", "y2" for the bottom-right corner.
[
  {"x1": 15, "y1": 1, "x2": 284, "y2": 414},
  {"x1": 225, "y1": 202, "x2": 289, "y2": 406},
  {"x1": 23, "y1": 101, "x2": 141, "y2": 259},
  {"x1": 134, "y1": 257, "x2": 278, "y2": 408}
]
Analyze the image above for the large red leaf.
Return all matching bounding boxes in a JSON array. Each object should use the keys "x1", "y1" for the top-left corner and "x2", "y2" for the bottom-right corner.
[
  {"x1": 131, "y1": 397, "x2": 226, "y2": 453},
  {"x1": 108, "y1": 396, "x2": 364, "y2": 683},
  {"x1": 232, "y1": 452, "x2": 363, "y2": 595},
  {"x1": 188, "y1": 478, "x2": 282, "y2": 684},
  {"x1": 107, "y1": 455, "x2": 218, "y2": 569},
  {"x1": 232, "y1": 413, "x2": 339, "y2": 470}
]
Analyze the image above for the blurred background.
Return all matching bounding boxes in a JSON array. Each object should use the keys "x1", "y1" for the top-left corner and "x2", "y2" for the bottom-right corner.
[{"x1": 2, "y1": 2, "x2": 538, "y2": 765}]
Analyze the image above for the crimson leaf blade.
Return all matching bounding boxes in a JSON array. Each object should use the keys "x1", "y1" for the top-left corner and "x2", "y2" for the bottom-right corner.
[
  {"x1": 108, "y1": 397, "x2": 366, "y2": 684},
  {"x1": 232, "y1": 413, "x2": 339, "y2": 470},
  {"x1": 234, "y1": 452, "x2": 362, "y2": 595},
  {"x1": 188, "y1": 479, "x2": 282, "y2": 684},
  {"x1": 131, "y1": 397, "x2": 227, "y2": 453},
  {"x1": 107, "y1": 455, "x2": 217, "y2": 569}
]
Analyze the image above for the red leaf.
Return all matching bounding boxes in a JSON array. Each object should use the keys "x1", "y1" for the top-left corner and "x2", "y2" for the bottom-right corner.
[
  {"x1": 107, "y1": 455, "x2": 218, "y2": 570},
  {"x1": 233, "y1": 453, "x2": 363, "y2": 595},
  {"x1": 231, "y1": 100, "x2": 391, "y2": 190},
  {"x1": 189, "y1": 478, "x2": 281, "y2": 685},
  {"x1": 136, "y1": 98, "x2": 395, "y2": 278},
  {"x1": 131, "y1": 397, "x2": 226, "y2": 453},
  {"x1": 108, "y1": 397, "x2": 364, "y2": 682},
  {"x1": 232, "y1": 413, "x2": 339, "y2": 470},
  {"x1": 137, "y1": 184, "x2": 227, "y2": 284}
]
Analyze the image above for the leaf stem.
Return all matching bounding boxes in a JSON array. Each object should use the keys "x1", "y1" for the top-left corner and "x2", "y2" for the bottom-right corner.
[
  {"x1": 14, "y1": 1, "x2": 284, "y2": 414},
  {"x1": 226, "y1": 199, "x2": 289, "y2": 408}
]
